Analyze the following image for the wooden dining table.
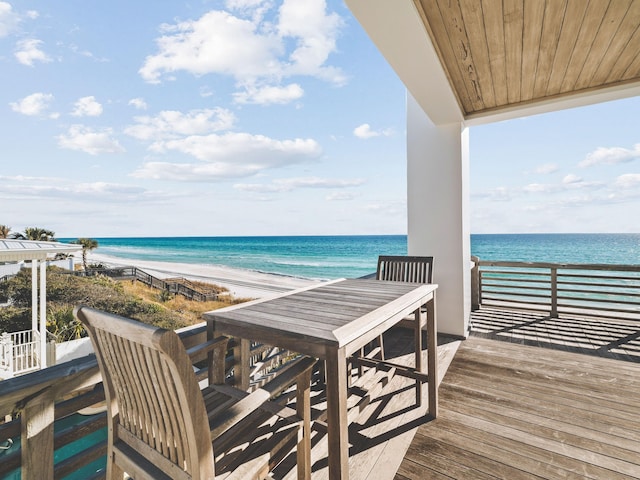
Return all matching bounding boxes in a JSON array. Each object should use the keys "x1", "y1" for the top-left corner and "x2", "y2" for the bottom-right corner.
[{"x1": 203, "y1": 278, "x2": 438, "y2": 480}]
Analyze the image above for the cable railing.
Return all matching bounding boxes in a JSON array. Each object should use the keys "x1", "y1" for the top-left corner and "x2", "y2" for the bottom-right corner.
[{"x1": 471, "y1": 258, "x2": 640, "y2": 319}]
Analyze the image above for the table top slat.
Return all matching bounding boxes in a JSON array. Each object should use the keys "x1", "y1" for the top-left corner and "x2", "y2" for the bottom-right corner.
[{"x1": 205, "y1": 279, "x2": 438, "y2": 352}]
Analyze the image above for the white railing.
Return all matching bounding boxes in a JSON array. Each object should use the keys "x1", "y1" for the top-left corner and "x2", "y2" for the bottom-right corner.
[
  {"x1": 0, "y1": 330, "x2": 41, "y2": 378},
  {"x1": 0, "y1": 333, "x2": 12, "y2": 376}
]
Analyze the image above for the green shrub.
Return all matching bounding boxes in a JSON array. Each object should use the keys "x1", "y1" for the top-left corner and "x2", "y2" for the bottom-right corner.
[{"x1": 0, "y1": 267, "x2": 188, "y2": 337}]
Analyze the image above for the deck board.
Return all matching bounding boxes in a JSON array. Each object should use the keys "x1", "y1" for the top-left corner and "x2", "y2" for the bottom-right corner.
[
  {"x1": 278, "y1": 306, "x2": 640, "y2": 479},
  {"x1": 398, "y1": 331, "x2": 640, "y2": 479},
  {"x1": 276, "y1": 327, "x2": 460, "y2": 480}
]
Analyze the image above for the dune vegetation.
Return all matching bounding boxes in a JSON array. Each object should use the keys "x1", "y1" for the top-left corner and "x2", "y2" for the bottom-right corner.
[{"x1": 0, "y1": 267, "x2": 250, "y2": 342}]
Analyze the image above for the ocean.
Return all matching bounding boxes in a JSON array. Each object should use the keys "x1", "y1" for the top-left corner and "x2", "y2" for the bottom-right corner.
[{"x1": 74, "y1": 233, "x2": 640, "y2": 281}]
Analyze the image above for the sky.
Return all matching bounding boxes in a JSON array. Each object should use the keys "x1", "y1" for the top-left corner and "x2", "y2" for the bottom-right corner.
[{"x1": 0, "y1": 0, "x2": 638, "y2": 238}]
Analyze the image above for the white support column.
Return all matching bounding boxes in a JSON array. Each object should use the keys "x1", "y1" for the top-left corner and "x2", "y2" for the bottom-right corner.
[
  {"x1": 39, "y1": 261, "x2": 47, "y2": 368},
  {"x1": 407, "y1": 93, "x2": 470, "y2": 338},
  {"x1": 31, "y1": 260, "x2": 38, "y2": 333}
]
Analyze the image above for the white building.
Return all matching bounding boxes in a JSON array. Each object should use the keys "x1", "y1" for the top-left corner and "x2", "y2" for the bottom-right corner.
[{"x1": 0, "y1": 239, "x2": 81, "y2": 379}]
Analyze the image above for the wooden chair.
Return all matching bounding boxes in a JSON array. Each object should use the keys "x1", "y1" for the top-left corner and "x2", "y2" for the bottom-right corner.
[
  {"x1": 75, "y1": 306, "x2": 315, "y2": 480},
  {"x1": 369, "y1": 255, "x2": 434, "y2": 360}
]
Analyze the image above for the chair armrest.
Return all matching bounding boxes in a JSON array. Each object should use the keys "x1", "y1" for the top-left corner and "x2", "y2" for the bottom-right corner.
[
  {"x1": 260, "y1": 356, "x2": 317, "y2": 398},
  {"x1": 186, "y1": 336, "x2": 229, "y2": 363},
  {"x1": 209, "y1": 356, "x2": 317, "y2": 439}
]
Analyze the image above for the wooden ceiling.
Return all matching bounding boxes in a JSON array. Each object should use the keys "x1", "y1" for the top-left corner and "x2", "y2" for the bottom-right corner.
[{"x1": 413, "y1": 0, "x2": 640, "y2": 118}]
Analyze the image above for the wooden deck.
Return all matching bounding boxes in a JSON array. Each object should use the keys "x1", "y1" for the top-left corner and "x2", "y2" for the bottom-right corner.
[
  {"x1": 471, "y1": 305, "x2": 640, "y2": 362},
  {"x1": 275, "y1": 327, "x2": 461, "y2": 480},
  {"x1": 397, "y1": 307, "x2": 640, "y2": 479},
  {"x1": 275, "y1": 306, "x2": 640, "y2": 479}
]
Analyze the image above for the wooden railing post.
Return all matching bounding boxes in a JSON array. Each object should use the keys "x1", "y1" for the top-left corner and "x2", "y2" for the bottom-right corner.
[
  {"x1": 550, "y1": 267, "x2": 558, "y2": 318},
  {"x1": 21, "y1": 388, "x2": 55, "y2": 479},
  {"x1": 471, "y1": 256, "x2": 480, "y2": 311}
]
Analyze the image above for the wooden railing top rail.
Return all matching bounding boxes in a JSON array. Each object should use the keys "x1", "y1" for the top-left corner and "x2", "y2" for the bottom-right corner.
[
  {"x1": 0, "y1": 323, "x2": 208, "y2": 414},
  {"x1": 0, "y1": 318, "x2": 307, "y2": 479}
]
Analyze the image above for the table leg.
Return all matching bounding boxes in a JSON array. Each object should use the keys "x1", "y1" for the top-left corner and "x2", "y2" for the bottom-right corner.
[
  {"x1": 414, "y1": 307, "x2": 423, "y2": 406},
  {"x1": 325, "y1": 347, "x2": 349, "y2": 480},
  {"x1": 426, "y1": 296, "x2": 438, "y2": 418}
]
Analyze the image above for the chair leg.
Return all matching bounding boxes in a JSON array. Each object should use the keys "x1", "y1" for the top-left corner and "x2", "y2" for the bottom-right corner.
[{"x1": 377, "y1": 334, "x2": 385, "y2": 361}]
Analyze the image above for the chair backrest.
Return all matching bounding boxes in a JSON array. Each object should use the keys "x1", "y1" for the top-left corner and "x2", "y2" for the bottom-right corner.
[
  {"x1": 376, "y1": 255, "x2": 434, "y2": 284},
  {"x1": 75, "y1": 306, "x2": 214, "y2": 479}
]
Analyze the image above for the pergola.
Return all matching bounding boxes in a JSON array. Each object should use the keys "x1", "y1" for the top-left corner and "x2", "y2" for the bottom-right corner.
[
  {"x1": 346, "y1": 0, "x2": 640, "y2": 337},
  {"x1": 0, "y1": 239, "x2": 81, "y2": 376}
]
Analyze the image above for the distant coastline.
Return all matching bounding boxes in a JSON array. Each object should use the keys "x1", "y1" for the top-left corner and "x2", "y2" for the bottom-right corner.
[{"x1": 62, "y1": 234, "x2": 640, "y2": 285}]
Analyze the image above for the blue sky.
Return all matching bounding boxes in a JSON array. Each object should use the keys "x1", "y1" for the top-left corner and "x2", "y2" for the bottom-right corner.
[{"x1": 1, "y1": 0, "x2": 638, "y2": 238}]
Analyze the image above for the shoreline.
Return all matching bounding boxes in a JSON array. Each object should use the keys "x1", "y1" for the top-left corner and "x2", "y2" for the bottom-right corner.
[{"x1": 86, "y1": 252, "x2": 319, "y2": 299}]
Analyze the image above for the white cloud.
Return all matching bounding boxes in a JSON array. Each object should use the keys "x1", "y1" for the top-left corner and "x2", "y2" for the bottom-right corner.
[
  {"x1": 132, "y1": 133, "x2": 322, "y2": 180},
  {"x1": 0, "y1": 2, "x2": 19, "y2": 37},
  {"x1": 139, "y1": 10, "x2": 282, "y2": 83},
  {"x1": 71, "y1": 96, "x2": 103, "y2": 117},
  {"x1": 326, "y1": 191, "x2": 355, "y2": 201},
  {"x1": 0, "y1": 175, "x2": 149, "y2": 202},
  {"x1": 615, "y1": 173, "x2": 640, "y2": 189},
  {"x1": 523, "y1": 183, "x2": 559, "y2": 194},
  {"x1": 353, "y1": 123, "x2": 393, "y2": 139},
  {"x1": 128, "y1": 98, "x2": 148, "y2": 110},
  {"x1": 125, "y1": 108, "x2": 236, "y2": 142},
  {"x1": 57, "y1": 125, "x2": 125, "y2": 155},
  {"x1": 233, "y1": 83, "x2": 303, "y2": 105},
  {"x1": 562, "y1": 174, "x2": 582, "y2": 184},
  {"x1": 15, "y1": 38, "x2": 51, "y2": 66},
  {"x1": 364, "y1": 200, "x2": 406, "y2": 217},
  {"x1": 524, "y1": 177, "x2": 603, "y2": 194},
  {"x1": 580, "y1": 143, "x2": 640, "y2": 167},
  {"x1": 534, "y1": 163, "x2": 559, "y2": 174},
  {"x1": 277, "y1": 0, "x2": 345, "y2": 82},
  {"x1": 10, "y1": 92, "x2": 56, "y2": 117},
  {"x1": 234, "y1": 176, "x2": 364, "y2": 192},
  {"x1": 139, "y1": 1, "x2": 345, "y2": 103}
]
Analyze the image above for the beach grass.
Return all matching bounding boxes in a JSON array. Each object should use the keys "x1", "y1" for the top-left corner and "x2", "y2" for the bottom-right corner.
[{"x1": 120, "y1": 279, "x2": 253, "y2": 326}]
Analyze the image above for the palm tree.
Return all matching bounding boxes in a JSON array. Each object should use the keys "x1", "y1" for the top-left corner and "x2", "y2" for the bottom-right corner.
[
  {"x1": 20, "y1": 227, "x2": 56, "y2": 241},
  {"x1": 72, "y1": 238, "x2": 99, "y2": 271},
  {"x1": 0, "y1": 225, "x2": 11, "y2": 238}
]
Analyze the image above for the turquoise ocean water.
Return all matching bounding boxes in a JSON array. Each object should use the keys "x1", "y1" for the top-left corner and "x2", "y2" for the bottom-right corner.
[{"x1": 76, "y1": 233, "x2": 640, "y2": 281}]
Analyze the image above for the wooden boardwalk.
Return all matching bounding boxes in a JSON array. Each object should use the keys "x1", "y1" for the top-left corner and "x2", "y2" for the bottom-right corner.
[{"x1": 397, "y1": 308, "x2": 640, "y2": 479}]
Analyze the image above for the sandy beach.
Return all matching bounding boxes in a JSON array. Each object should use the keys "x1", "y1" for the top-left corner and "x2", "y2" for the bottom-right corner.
[{"x1": 85, "y1": 252, "x2": 319, "y2": 299}]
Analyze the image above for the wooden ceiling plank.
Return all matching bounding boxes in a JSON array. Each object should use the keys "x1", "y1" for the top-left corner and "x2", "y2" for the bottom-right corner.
[
  {"x1": 433, "y1": 0, "x2": 485, "y2": 112},
  {"x1": 482, "y1": 0, "x2": 508, "y2": 106},
  {"x1": 520, "y1": 0, "x2": 545, "y2": 102},
  {"x1": 503, "y1": 0, "x2": 524, "y2": 104},
  {"x1": 415, "y1": 0, "x2": 474, "y2": 115},
  {"x1": 606, "y1": 20, "x2": 640, "y2": 82},
  {"x1": 545, "y1": 0, "x2": 590, "y2": 96},
  {"x1": 459, "y1": 0, "x2": 497, "y2": 109},
  {"x1": 574, "y1": 0, "x2": 633, "y2": 90},
  {"x1": 593, "y1": 0, "x2": 640, "y2": 85},
  {"x1": 560, "y1": 0, "x2": 612, "y2": 93},
  {"x1": 620, "y1": 45, "x2": 640, "y2": 80},
  {"x1": 533, "y1": 0, "x2": 569, "y2": 98}
]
